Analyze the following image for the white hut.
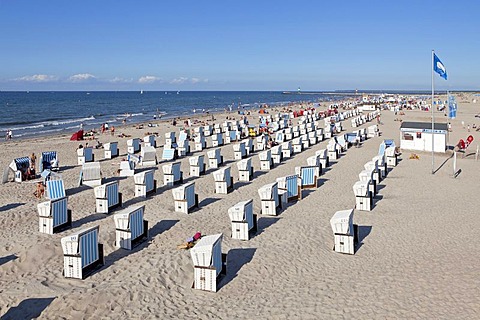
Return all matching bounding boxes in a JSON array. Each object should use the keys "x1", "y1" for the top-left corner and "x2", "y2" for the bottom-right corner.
[{"x1": 400, "y1": 121, "x2": 448, "y2": 153}]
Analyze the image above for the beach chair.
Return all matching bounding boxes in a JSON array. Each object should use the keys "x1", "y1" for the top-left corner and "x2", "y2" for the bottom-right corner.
[
  {"x1": 203, "y1": 125, "x2": 212, "y2": 136},
  {"x1": 285, "y1": 127, "x2": 293, "y2": 141},
  {"x1": 194, "y1": 126, "x2": 204, "y2": 136},
  {"x1": 140, "y1": 146, "x2": 157, "y2": 166},
  {"x1": 94, "y1": 181, "x2": 122, "y2": 214},
  {"x1": 330, "y1": 209, "x2": 359, "y2": 255},
  {"x1": 207, "y1": 148, "x2": 223, "y2": 169},
  {"x1": 351, "y1": 118, "x2": 358, "y2": 128},
  {"x1": 237, "y1": 158, "x2": 253, "y2": 182},
  {"x1": 292, "y1": 126, "x2": 300, "y2": 138},
  {"x1": 225, "y1": 130, "x2": 239, "y2": 144},
  {"x1": 292, "y1": 137, "x2": 303, "y2": 153},
  {"x1": 277, "y1": 174, "x2": 302, "y2": 202},
  {"x1": 38, "y1": 196, "x2": 72, "y2": 234},
  {"x1": 114, "y1": 205, "x2": 148, "y2": 250},
  {"x1": 162, "y1": 147, "x2": 177, "y2": 161},
  {"x1": 256, "y1": 135, "x2": 267, "y2": 151},
  {"x1": 189, "y1": 155, "x2": 206, "y2": 177},
  {"x1": 143, "y1": 135, "x2": 156, "y2": 148},
  {"x1": 295, "y1": 166, "x2": 318, "y2": 189},
  {"x1": 39, "y1": 151, "x2": 59, "y2": 172},
  {"x1": 301, "y1": 134, "x2": 310, "y2": 149},
  {"x1": 385, "y1": 146, "x2": 397, "y2": 167},
  {"x1": 359, "y1": 169, "x2": 376, "y2": 195},
  {"x1": 258, "y1": 182, "x2": 282, "y2": 216},
  {"x1": 334, "y1": 122, "x2": 343, "y2": 133},
  {"x1": 307, "y1": 155, "x2": 322, "y2": 177},
  {"x1": 228, "y1": 200, "x2": 257, "y2": 241},
  {"x1": 367, "y1": 125, "x2": 379, "y2": 138},
  {"x1": 245, "y1": 138, "x2": 254, "y2": 155},
  {"x1": 353, "y1": 180, "x2": 373, "y2": 211},
  {"x1": 299, "y1": 124, "x2": 307, "y2": 136},
  {"x1": 163, "y1": 162, "x2": 183, "y2": 186},
  {"x1": 271, "y1": 145, "x2": 283, "y2": 164},
  {"x1": 274, "y1": 131, "x2": 285, "y2": 144},
  {"x1": 172, "y1": 181, "x2": 198, "y2": 214},
  {"x1": 134, "y1": 169, "x2": 157, "y2": 197},
  {"x1": 315, "y1": 149, "x2": 329, "y2": 168},
  {"x1": 213, "y1": 166, "x2": 233, "y2": 194},
  {"x1": 307, "y1": 131, "x2": 317, "y2": 145},
  {"x1": 373, "y1": 154, "x2": 387, "y2": 178},
  {"x1": 61, "y1": 226, "x2": 104, "y2": 279},
  {"x1": 327, "y1": 140, "x2": 339, "y2": 160},
  {"x1": 336, "y1": 135, "x2": 348, "y2": 151},
  {"x1": 324, "y1": 125, "x2": 332, "y2": 139},
  {"x1": 281, "y1": 141, "x2": 293, "y2": 159},
  {"x1": 165, "y1": 132, "x2": 176, "y2": 146},
  {"x1": 316, "y1": 128, "x2": 324, "y2": 142},
  {"x1": 77, "y1": 147, "x2": 94, "y2": 165},
  {"x1": 194, "y1": 134, "x2": 206, "y2": 151},
  {"x1": 177, "y1": 132, "x2": 190, "y2": 156},
  {"x1": 211, "y1": 132, "x2": 224, "y2": 147},
  {"x1": 259, "y1": 150, "x2": 273, "y2": 170},
  {"x1": 79, "y1": 162, "x2": 102, "y2": 187},
  {"x1": 104, "y1": 142, "x2": 119, "y2": 159},
  {"x1": 190, "y1": 234, "x2": 227, "y2": 292},
  {"x1": 233, "y1": 142, "x2": 247, "y2": 160},
  {"x1": 45, "y1": 177, "x2": 66, "y2": 200},
  {"x1": 127, "y1": 138, "x2": 141, "y2": 154},
  {"x1": 119, "y1": 160, "x2": 136, "y2": 177},
  {"x1": 364, "y1": 160, "x2": 381, "y2": 185}
]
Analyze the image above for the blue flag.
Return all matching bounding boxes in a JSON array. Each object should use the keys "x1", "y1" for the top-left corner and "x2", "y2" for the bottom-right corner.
[
  {"x1": 433, "y1": 53, "x2": 447, "y2": 80},
  {"x1": 448, "y1": 94, "x2": 457, "y2": 119}
]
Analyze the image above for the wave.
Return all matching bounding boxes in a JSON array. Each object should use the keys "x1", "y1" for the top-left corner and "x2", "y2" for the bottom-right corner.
[{"x1": 0, "y1": 116, "x2": 95, "y2": 132}]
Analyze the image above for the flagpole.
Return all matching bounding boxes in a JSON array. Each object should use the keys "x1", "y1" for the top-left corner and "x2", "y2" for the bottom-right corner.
[{"x1": 431, "y1": 50, "x2": 435, "y2": 174}]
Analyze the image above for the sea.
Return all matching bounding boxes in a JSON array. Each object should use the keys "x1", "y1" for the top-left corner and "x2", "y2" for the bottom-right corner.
[{"x1": 0, "y1": 91, "x2": 345, "y2": 139}]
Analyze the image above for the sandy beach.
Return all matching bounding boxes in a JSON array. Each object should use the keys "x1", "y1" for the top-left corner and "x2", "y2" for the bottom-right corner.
[{"x1": 1, "y1": 95, "x2": 480, "y2": 319}]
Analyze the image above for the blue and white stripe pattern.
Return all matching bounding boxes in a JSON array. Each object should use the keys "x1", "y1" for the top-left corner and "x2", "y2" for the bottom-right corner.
[
  {"x1": 52, "y1": 197, "x2": 68, "y2": 227},
  {"x1": 46, "y1": 179, "x2": 66, "y2": 199},
  {"x1": 80, "y1": 228, "x2": 99, "y2": 267},
  {"x1": 286, "y1": 175, "x2": 299, "y2": 198},
  {"x1": 300, "y1": 167, "x2": 316, "y2": 187},
  {"x1": 14, "y1": 157, "x2": 30, "y2": 169},
  {"x1": 107, "y1": 181, "x2": 119, "y2": 208},
  {"x1": 129, "y1": 207, "x2": 144, "y2": 241},
  {"x1": 145, "y1": 171, "x2": 155, "y2": 193},
  {"x1": 40, "y1": 151, "x2": 57, "y2": 171},
  {"x1": 186, "y1": 183, "x2": 196, "y2": 209}
]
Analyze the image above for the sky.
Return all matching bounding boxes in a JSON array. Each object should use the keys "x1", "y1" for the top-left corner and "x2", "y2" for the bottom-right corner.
[{"x1": 0, "y1": 0, "x2": 479, "y2": 91}]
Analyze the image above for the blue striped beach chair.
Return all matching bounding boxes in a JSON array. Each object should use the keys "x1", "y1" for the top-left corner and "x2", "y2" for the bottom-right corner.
[
  {"x1": 94, "y1": 181, "x2": 122, "y2": 214},
  {"x1": 172, "y1": 181, "x2": 199, "y2": 214},
  {"x1": 39, "y1": 151, "x2": 59, "y2": 172},
  {"x1": 295, "y1": 166, "x2": 318, "y2": 189},
  {"x1": 134, "y1": 169, "x2": 157, "y2": 197},
  {"x1": 38, "y1": 196, "x2": 72, "y2": 234},
  {"x1": 306, "y1": 155, "x2": 322, "y2": 177},
  {"x1": 114, "y1": 205, "x2": 148, "y2": 250},
  {"x1": 277, "y1": 175, "x2": 302, "y2": 202},
  {"x1": 9, "y1": 157, "x2": 30, "y2": 182},
  {"x1": 46, "y1": 178, "x2": 66, "y2": 200},
  {"x1": 61, "y1": 226, "x2": 104, "y2": 279},
  {"x1": 79, "y1": 162, "x2": 102, "y2": 187}
]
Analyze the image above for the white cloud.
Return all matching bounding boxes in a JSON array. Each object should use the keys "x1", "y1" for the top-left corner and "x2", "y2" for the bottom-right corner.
[
  {"x1": 14, "y1": 74, "x2": 58, "y2": 82},
  {"x1": 69, "y1": 73, "x2": 96, "y2": 82},
  {"x1": 138, "y1": 76, "x2": 161, "y2": 84},
  {"x1": 109, "y1": 77, "x2": 133, "y2": 83},
  {"x1": 170, "y1": 77, "x2": 188, "y2": 84},
  {"x1": 171, "y1": 77, "x2": 208, "y2": 85}
]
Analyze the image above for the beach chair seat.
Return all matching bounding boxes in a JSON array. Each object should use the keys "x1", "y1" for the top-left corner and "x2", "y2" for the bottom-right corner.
[
  {"x1": 207, "y1": 148, "x2": 223, "y2": 169},
  {"x1": 104, "y1": 142, "x2": 119, "y2": 159},
  {"x1": 281, "y1": 141, "x2": 293, "y2": 158},
  {"x1": 373, "y1": 154, "x2": 387, "y2": 178},
  {"x1": 114, "y1": 205, "x2": 148, "y2": 250},
  {"x1": 237, "y1": 158, "x2": 253, "y2": 182},
  {"x1": 316, "y1": 128, "x2": 324, "y2": 142},
  {"x1": 256, "y1": 135, "x2": 267, "y2": 151},
  {"x1": 61, "y1": 226, "x2": 104, "y2": 279},
  {"x1": 233, "y1": 142, "x2": 247, "y2": 160},
  {"x1": 301, "y1": 134, "x2": 310, "y2": 149},
  {"x1": 143, "y1": 135, "x2": 156, "y2": 148},
  {"x1": 307, "y1": 131, "x2": 317, "y2": 145},
  {"x1": 330, "y1": 209, "x2": 358, "y2": 255},
  {"x1": 275, "y1": 131, "x2": 285, "y2": 143},
  {"x1": 163, "y1": 162, "x2": 183, "y2": 186},
  {"x1": 228, "y1": 200, "x2": 257, "y2": 240},
  {"x1": 77, "y1": 147, "x2": 94, "y2": 165},
  {"x1": 119, "y1": 160, "x2": 136, "y2": 177},
  {"x1": 38, "y1": 196, "x2": 72, "y2": 234},
  {"x1": 134, "y1": 169, "x2": 157, "y2": 197},
  {"x1": 213, "y1": 166, "x2": 233, "y2": 194},
  {"x1": 94, "y1": 180, "x2": 122, "y2": 214},
  {"x1": 385, "y1": 146, "x2": 397, "y2": 167},
  {"x1": 9, "y1": 157, "x2": 32, "y2": 182},
  {"x1": 172, "y1": 181, "x2": 198, "y2": 214},
  {"x1": 79, "y1": 162, "x2": 102, "y2": 187},
  {"x1": 327, "y1": 140, "x2": 339, "y2": 160},
  {"x1": 203, "y1": 125, "x2": 212, "y2": 136},
  {"x1": 245, "y1": 138, "x2": 254, "y2": 155},
  {"x1": 364, "y1": 160, "x2": 381, "y2": 185},
  {"x1": 277, "y1": 174, "x2": 302, "y2": 202},
  {"x1": 292, "y1": 137, "x2": 303, "y2": 153},
  {"x1": 140, "y1": 146, "x2": 157, "y2": 166},
  {"x1": 127, "y1": 138, "x2": 141, "y2": 154},
  {"x1": 295, "y1": 166, "x2": 318, "y2": 189},
  {"x1": 259, "y1": 150, "x2": 273, "y2": 170},
  {"x1": 177, "y1": 133, "x2": 190, "y2": 156},
  {"x1": 190, "y1": 234, "x2": 227, "y2": 292},
  {"x1": 258, "y1": 182, "x2": 282, "y2": 216},
  {"x1": 165, "y1": 132, "x2": 176, "y2": 145},
  {"x1": 315, "y1": 148, "x2": 329, "y2": 168},
  {"x1": 194, "y1": 135, "x2": 206, "y2": 151},
  {"x1": 353, "y1": 180, "x2": 373, "y2": 211},
  {"x1": 225, "y1": 130, "x2": 239, "y2": 144},
  {"x1": 359, "y1": 169, "x2": 376, "y2": 195},
  {"x1": 271, "y1": 145, "x2": 283, "y2": 164},
  {"x1": 189, "y1": 155, "x2": 206, "y2": 177},
  {"x1": 39, "y1": 151, "x2": 59, "y2": 172},
  {"x1": 306, "y1": 155, "x2": 322, "y2": 177}
]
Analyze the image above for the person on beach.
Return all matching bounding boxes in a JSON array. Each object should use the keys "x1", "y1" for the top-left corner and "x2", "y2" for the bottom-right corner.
[
  {"x1": 34, "y1": 182, "x2": 45, "y2": 198},
  {"x1": 110, "y1": 125, "x2": 115, "y2": 136},
  {"x1": 27, "y1": 153, "x2": 36, "y2": 179},
  {"x1": 7, "y1": 129, "x2": 12, "y2": 140}
]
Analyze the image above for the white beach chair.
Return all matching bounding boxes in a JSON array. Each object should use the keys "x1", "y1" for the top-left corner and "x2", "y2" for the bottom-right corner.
[
  {"x1": 274, "y1": 131, "x2": 285, "y2": 144},
  {"x1": 203, "y1": 125, "x2": 212, "y2": 136},
  {"x1": 190, "y1": 234, "x2": 227, "y2": 292},
  {"x1": 225, "y1": 130, "x2": 239, "y2": 144},
  {"x1": 189, "y1": 155, "x2": 206, "y2": 177},
  {"x1": 211, "y1": 132, "x2": 224, "y2": 147},
  {"x1": 306, "y1": 155, "x2": 322, "y2": 177},
  {"x1": 245, "y1": 138, "x2": 254, "y2": 155},
  {"x1": 79, "y1": 162, "x2": 102, "y2": 187},
  {"x1": 258, "y1": 182, "x2": 281, "y2": 216},
  {"x1": 367, "y1": 125, "x2": 378, "y2": 138},
  {"x1": 114, "y1": 205, "x2": 148, "y2": 250},
  {"x1": 292, "y1": 137, "x2": 303, "y2": 153},
  {"x1": 140, "y1": 146, "x2": 157, "y2": 166},
  {"x1": 359, "y1": 169, "x2": 376, "y2": 195},
  {"x1": 364, "y1": 160, "x2": 381, "y2": 185},
  {"x1": 177, "y1": 132, "x2": 190, "y2": 156},
  {"x1": 284, "y1": 127, "x2": 293, "y2": 141},
  {"x1": 119, "y1": 159, "x2": 136, "y2": 177},
  {"x1": 259, "y1": 150, "x2": 273, "y2": 171},
  {"x1": 77, "y1": 147, "x2": 94, "y2": 165},
  {"x1": 301, "y1": 134, "x2": 310, "y2": 149},
  {"x1": 194, "y1": 134, "x2": 206, "y2": 151},
  {"x1": 327, "y1": 140, "x2": 339, "y2": 160},
  {"x1": 315, "y1": 149, "x2": 329, "y2": 169},
  {"x1": 256, "y1": 135, "x2": 267, "y2": 151},
  {"x1": 276, "y1": 175, "x2": 302, "y2": 202},
  {"x1": 292, "y1": 126, "x2": 300, "y2": 138},
  {"x1": 61, "y1": 226, "x2": 104, "y2": 279},
  {"x1": 233, "y1": 142, "x2": 247, "y2": 160},
  {"x1": 172, "y1": 181, "x2": 198, "y2": 214},
  {"x1": 163, "y1": 162, "x2": 183, "y2": 187},
  {"x1": 385, "y1": 146, "x2": 397, "y2": 167},
  {"x1": 104, "y1": 142, "x2": 119, "y2": 159},
  {"x1": 330, "y1": 209, "x2": 359, "y2": 255},
  {"x1": 353, "y1": 180, "x2": 373, "y2": 211},
  {"x1": 271, "y1": 145, "x2": 282, "y2": 164},
  {"x1": 207, "y1": 148, "x2": 223, "y2": 169},
  {"x1": 38, "y1": 196, "x2": 72, "y2": 234},
  {"x1": 165, "y1": 132, "x2": 176, "y2": 146},
  {"x1": 127, "y1": 138, "x2": 141, "y2": 154},
  {"x1": 94, "y1": 181, "x2": 122, "y2": 214},
  {"x1": 308, "y1": 131, "x2": 317, "y2": 145},
  {"x1": 281, "y1": 141, "x2": 293, "y2": 159},
  {"x1": 213, "y1": 166, "x2": 233, "y2": 194},
  {"x1": 134, "y1": 169, "x2": 157, "y2": 197},
  {"x1": 228, "y1": 200, "x2": 257, "y2": 241},
  {"x1": 295, "y1": 166, "x2": 318, "y2": 189},
  {"x1": 373, "y1": 154, "x2": 387, "y2": 178},
  {"x1": 237, "y1": 158, "x2": 253, "y2": 182},
  {"x1": 316, "y1": 128, "x2": 324, "y2": 142},
  {"x1": 143, "y1": 135, "x2": 157, "y2": 148}
]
